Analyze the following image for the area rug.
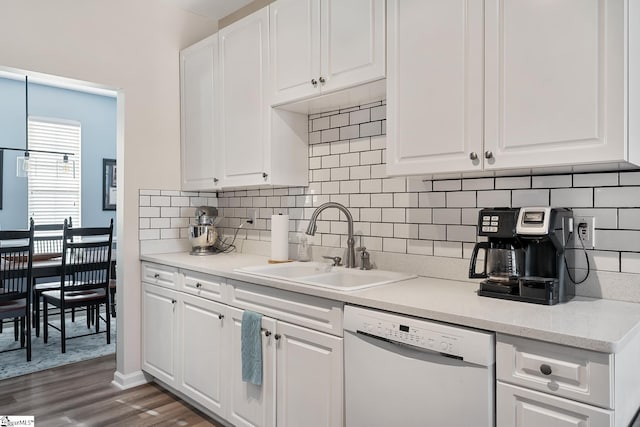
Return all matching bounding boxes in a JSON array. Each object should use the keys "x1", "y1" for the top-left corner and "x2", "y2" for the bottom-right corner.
[{"x1": 0, "y1": 313, "x2": 116, "y2": 380}]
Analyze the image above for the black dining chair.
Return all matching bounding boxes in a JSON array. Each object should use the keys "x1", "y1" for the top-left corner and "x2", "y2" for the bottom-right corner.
[
  {"x1": 32, "y1": 217, "x2": 74, "y2": 337},
  {"x1": 0, "y1": 219, "x2": 35, "y2": 361},
  {"x1": 42, "y1": 219, "x2": 113, "y2": 353}
]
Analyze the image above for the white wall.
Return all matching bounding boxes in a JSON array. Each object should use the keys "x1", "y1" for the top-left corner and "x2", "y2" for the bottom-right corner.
[{"x1": 0, "y1": 0, "x2": 216, "y2": 384}]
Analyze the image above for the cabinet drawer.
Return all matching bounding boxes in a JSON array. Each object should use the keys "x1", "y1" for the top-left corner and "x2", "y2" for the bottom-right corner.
[
  {"x1": 497, "y1": 382, "x2": 613, "y2": 427},
  {"x1": 227, "y1": 278, "x2": 343, "y2": 337},
  {"x1": 181, "y1": 269, "x2": 225, "y2": 302},
  {"x1": 497, "y1": 334, "x2": 613, "y2": 409},
  {"x1": 142, "y1": 262, "x2": 179, "y2": 289}
]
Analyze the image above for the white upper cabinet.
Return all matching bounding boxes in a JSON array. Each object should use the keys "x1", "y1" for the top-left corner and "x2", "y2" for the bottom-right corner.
[
  {"x1": 270, "y1": 0, "x2": 385, "y2": 106},
  {"x1": 180, "y1": 34, "x2": 221, "y2": 191},
  {"x1": 386, "y1": 0, "x2": 484, "y2": 176},
  {"x1": 387, "y1": 0, "x2": 631, "y2": 176},
  {"x1": 220, "y1": 7, "x2": 308, "y2": 188}
]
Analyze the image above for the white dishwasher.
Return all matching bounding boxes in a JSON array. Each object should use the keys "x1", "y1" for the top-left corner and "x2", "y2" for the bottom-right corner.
[{"x1": 344, "y1": 305, "x2": 495, "y2": 427}]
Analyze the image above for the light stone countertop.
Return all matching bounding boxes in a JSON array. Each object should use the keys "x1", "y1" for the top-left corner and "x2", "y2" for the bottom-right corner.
[{"x1": 140, "y1": 251, "x2": 640, "y2": 353}]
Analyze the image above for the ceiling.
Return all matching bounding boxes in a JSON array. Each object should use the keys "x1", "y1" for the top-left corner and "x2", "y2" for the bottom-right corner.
[{"x1": 166, "y1": 0, "x2": 253, "y2": 20}]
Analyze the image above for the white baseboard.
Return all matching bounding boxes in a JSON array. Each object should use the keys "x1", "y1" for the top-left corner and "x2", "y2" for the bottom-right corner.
[{"x1": 111, "y1": 369, "x2": 149, "y2": 390}]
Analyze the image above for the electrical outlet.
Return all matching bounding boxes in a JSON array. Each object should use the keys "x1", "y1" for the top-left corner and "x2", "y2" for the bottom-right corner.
[
  {"x1": 574, "y1": 216, "x2": 595, "y2": 249},
  {"x1": 246, "y1": 208, "x2": 258, "y2": 227}
]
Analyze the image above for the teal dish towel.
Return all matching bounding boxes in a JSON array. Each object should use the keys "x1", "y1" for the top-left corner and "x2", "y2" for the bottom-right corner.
[{"x1": 241, "y1": 310, "x2": 263, "y2": 386}]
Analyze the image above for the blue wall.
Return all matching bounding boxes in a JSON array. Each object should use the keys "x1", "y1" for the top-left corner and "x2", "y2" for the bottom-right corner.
[{"x1": 0, "y1": 77, "x2": 116, "y2": 231}]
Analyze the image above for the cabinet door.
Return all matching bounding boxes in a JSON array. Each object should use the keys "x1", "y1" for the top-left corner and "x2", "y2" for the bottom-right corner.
[
  {"x1": 497, "y1": 382, "x2": 613, "y2": 427},
  {"x1": 270, "y1": 0, "x2": 321, "y2": 105},
  {"x1": 276, "y1": 321, "x2": 343, "y2": 427},
  {"x1": 320, "y1": 0, "x2": 385, "y2": 93},
  {"x1": 226, "y1": 306, "x2": 277, "y2": 427},
  {"x1": 142, "y1": 283, "x2": 177, "y2": 385},
  {"x1": 180, "y1": 34, "x2": 221, "y2": 191},
  {"x1": 385, "y1": 0, "x2": 484, "y2": 176},
  {"x1": 177, "y1": 293, "x2": 226, "y2": 415},
  {"x1": 219, "y1": 8, "x2": 270, "y2": 187},
  {"x1": 484, "y1": 0, "x2": 625, "y2": 170}
]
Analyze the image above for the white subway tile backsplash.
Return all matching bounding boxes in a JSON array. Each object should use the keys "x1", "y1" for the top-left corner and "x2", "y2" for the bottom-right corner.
[
  {"x1": 512, "y1": 189, "x2": 549, "y2": 207},
  {"x1": 419, "y1": 192, "x2": 446, "y2": 208},
  {"x1": 433, "y1": 208, "x2": 461, "y2": 225},
  {"x1": 340, "y1": 125, "x2": 360, "y2": 140},
  {"x1": 393, "y1": 193, "x2": 418, "y2": 208},
  {"x1": 446, "y1": 191, "x2": 476, "y2": 208},
  {"x1": 383, "y1": 177, "x2": 406, "y2": 193},
  {"x1": 350, "y1": 109, "x2": 370, "y2": 125},
  {"x1": 495, "y1": 176, "x2": 530, "y2": 189},
  {"x1": 371, "y1": 193, "x2": 393, "y2": 208},
  {"x1": 573, "y1": 172, "x2": 618, "y2": 187},
  {"x1": 551, "y1": 188, "x2": 593, "y2": 207},
  {"x1": 360, "y1": 179, "x2": 382, "y2": 193},
  {"x1": 340, "y1": 152, "x2": 360, "y2": 167},
  {"x1": 477, "y1": 190, "x2": 510, "y2": 207},
  {"x1": 407, "y1": 239, "x2": 433, "y2": 256},
  {"x1": 621, "y1": 252, "x2": 640, "y2": 273},
  {"x1": 433, "y1": 179, "x2": 462, "y2": 191},
  {"x1": 595, "y1": 187, "x2": 640, "y2": 208},
  {"x1": 360, "y1": 121, "x2": 382, "y2": 137},
  {"x1": 532, "y1": 174, "x2": 572, "y2": 188},
  {"x1": 383, "y1": 238, "x2": 407, "y2": 253},
  {"x1": 462, "y1": 178, "x2": 494, "y2": 191},
  {"x1": 618, "y1": 209, "x2": 640, "y2": 230},
  {"x1": 140, "y1": 101, "x2": 640, "y2": 291}
]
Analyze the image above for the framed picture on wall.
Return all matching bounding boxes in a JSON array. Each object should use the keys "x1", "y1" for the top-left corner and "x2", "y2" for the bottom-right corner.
[{"x1": 103, "y1": 158, "x2": 116, "y2": 211}]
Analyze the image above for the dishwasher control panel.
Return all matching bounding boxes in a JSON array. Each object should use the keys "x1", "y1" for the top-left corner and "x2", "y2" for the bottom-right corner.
[
  {"x1": 358, "y1": 314, "x2": 459, "y2": 355},
  {"x1": 343, "y1": 305, "x2": 495, "y2": 366}
]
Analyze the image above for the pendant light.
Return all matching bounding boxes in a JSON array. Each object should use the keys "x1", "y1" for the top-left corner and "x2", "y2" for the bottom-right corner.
[{"x1": 0, "y1": 75, "x2": 75, "y2": 177}]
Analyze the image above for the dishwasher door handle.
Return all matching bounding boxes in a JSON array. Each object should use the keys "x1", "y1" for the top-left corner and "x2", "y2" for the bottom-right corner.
[{"x1": 355, "y1": 330, "x2": 463, "y2": 361}]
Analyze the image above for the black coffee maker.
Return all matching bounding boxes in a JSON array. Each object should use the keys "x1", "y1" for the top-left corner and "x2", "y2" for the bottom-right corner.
[{"x1": 469, "y1": 207, "x2": 574, "y2": 305}]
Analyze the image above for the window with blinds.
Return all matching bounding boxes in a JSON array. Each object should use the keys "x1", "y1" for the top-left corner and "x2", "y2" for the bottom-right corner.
[{"x1": 27, "y1": 117, "x2": 81, "y2": 227}]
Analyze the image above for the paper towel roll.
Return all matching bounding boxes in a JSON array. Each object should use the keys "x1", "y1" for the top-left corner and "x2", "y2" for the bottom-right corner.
[{"x1": 270, "y1": 214, "x2": 289, "y2": 261}]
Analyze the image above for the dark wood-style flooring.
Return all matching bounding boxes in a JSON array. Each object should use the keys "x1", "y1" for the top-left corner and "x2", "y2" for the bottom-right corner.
[{"x1": 0, "y1": 355, "x2": 226, "y2": 426}]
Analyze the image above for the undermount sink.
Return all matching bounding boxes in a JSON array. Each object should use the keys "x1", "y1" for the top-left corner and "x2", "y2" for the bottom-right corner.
[{"x1": 236, "y1": 261, "x2": 416, "y2": 291}]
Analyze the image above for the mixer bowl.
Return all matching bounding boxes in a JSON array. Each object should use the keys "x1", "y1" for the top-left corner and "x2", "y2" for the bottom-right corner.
[{"x1": 189, "y1": 224, "x2": 218, "y2": 255}]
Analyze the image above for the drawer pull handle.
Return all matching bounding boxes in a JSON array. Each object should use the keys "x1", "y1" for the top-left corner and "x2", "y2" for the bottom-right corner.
[
  {"x1": 274, "y1": 334, "x2": 281, "y2": 341},
  {"x1": 196, "y1": 282, "x2": 202, "y2": 288},
  {"x1": 264, "y1": 330, "x2": 272, "y2": 337},
  {"x1": 218, "y1": 314, "x2": 224, "y2": 320},
  {"x1": 153, "y1": 273, "x2": 160, "y2": 279},
  {"x1": 540, "y1": 364, "x2": 553, "y2": 376}
]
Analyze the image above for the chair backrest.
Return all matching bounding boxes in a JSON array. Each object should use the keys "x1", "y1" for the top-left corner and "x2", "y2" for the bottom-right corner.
[
  {"x1": 0, "y1": 219, "x2": 34, "y2": 303},
  {"x1": 60, "y1": 219, "x2": 113, "y2": 293},
  {"x1": 32, "y1": 216, "x2": 72, "y2": 255}
]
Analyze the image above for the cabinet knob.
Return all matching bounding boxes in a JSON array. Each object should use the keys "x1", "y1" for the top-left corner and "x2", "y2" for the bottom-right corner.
[
  {"x1": 195, "y1": 282, "x2": 202, "y2": 288},
  {"x1": 171, "y1": 299, "x2": 176, "y2": 304},
  {"x1": 262, "y1": 172, "x2": 268, "y2": 180},
  {"x1": 218, "y1": 314, "x2": 224, "y2": 320},
  {"x1": 311, "y1": 79, "x2": 318, "y2": 87},
  {"x1": 469, "y1": 152, "x2": 478, "y2": 161},
  {"x1": 484, "y1": 151, "x2": 494, "y2": 159},
  {"x1": 274, "y1": 334, "x2": 281, "y2": 341},
  {"x1": 539, "y1": 364, "x2": 552, "y2": 376},
  {"x1": 153, "y1": 273, "x2": 160, "y2": 279},
  {"x1": 319, "y1": 76, "x2": 326, "y2": 84},
  {"x1": 213, "y1": 178, "x2": 219, "y2": 183},
  {"x1": 264, "y1": 330, "x2": 272, "y2": 337}
]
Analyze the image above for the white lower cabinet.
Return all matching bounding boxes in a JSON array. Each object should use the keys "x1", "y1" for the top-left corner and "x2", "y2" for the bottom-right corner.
[
  {"x1": 275, "y1": 320, "x2": 343, "y2": 427},
  {"x1": 498, "y1": 382, "x2": 613, "y2": 427},
  {"x1": 178, "y1": 293, "x2": 226, "y2": 414},
  {"x1": 141, "y1": 283, "x2": 178, "y2": 386},
  {"x1": 141, "y1": 263, "x2": 344, "y2": 426},
  {"x1": 226, "y1": 306, "x2": 277, "y2": 427}
]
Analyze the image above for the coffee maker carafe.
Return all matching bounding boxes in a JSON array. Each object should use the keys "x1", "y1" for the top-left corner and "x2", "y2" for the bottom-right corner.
[
  {"x1": 469, "y1": 208, "x2": 523, "y2": 295},
  {"x1": 469, "y1": 207, "x2": 574, "y2": 305}
]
